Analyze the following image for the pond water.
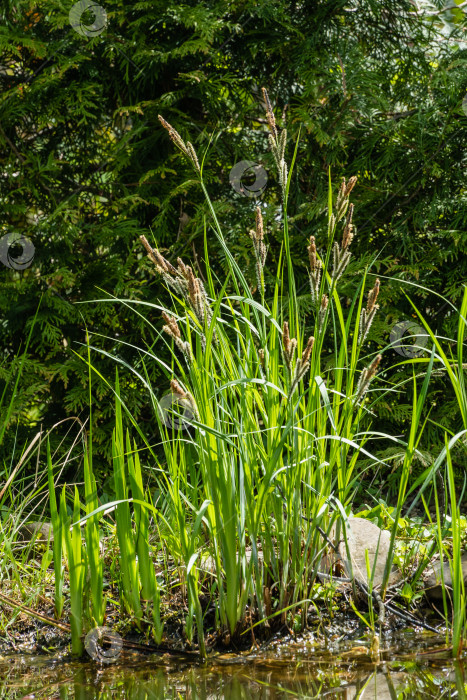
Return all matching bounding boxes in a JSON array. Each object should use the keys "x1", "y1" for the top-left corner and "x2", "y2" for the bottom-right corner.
[{"x1": 1, "y1": 629, "x2": 465, "y2": 699}]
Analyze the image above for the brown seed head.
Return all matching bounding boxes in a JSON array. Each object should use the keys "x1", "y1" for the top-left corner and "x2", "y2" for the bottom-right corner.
[
  {"x1": 255, "y1": 206, "x2": 264, "y2": 240},
  {"x1": 177, "y1": 257, "x2": 188, "y2": 278},
  {"x1": 301, "y1": 335, "x2": 315, "y2": 365},
  {"x1": 341, "y1": 204, "x2": 355, "y2": 250},
  {"x1": 140, "y1": 235, "x2": 177, "y2": 275},
  {"x1": 342, "y1": 225, "x2": 354, "y2": 250},
  {"x1": 368, "y1": 354, "x2": 382, "y2": 379},
  {"x1": 186, "y1": 142, "x2": 200, "y2": 172},
  {"x1": 282, "y1": 320, "x2": 297, "y2": 368},
  {"x1": 158, "y1": 115, "x2": 188, "y2": 155},
  {"x1": 366, "y1": 278, "x2": 380, "y2": 313},
  {"x1": 345, "y1": 176, "x2": 357, "y2": 196},
  {"x1": 355, "y1": 353, "x2": 383, "y2": 402},
  {"x1": 258, "y1": 348, "x2": 265, "y2": 367},
  {"x1": 339, "y1": 178, "x2": 346, "y2": 197},
  {"x1": 308, "y1": 236, "x2": 318, "y2": 271},
  {"x1": 186, "y1": 266, "x2": 199, "y2": 299},
  {"x1": 170, "y1": 379, "x2": 187, "y2": 398},
  {"x1": 262, "y1": 87, "x2": 278, "y2": 141},
  {"x1": 283, "y1": 321, "x2": 291, "y2": 355},
  {"x1": 162, "y1": 312, "x2": 181, "y2": 340}
]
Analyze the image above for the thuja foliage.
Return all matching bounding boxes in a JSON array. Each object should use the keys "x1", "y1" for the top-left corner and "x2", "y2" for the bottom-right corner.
[{"x1": 1, "y1": 0, "x2": 467, "y2": 479}]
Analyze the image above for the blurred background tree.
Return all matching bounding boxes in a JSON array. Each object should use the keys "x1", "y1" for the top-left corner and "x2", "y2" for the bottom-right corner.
[{"x1": 1, "y1": 0, "x2": 466, "y2": 485}]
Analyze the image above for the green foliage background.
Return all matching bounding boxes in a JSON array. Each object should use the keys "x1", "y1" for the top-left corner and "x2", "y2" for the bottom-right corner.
[{"x1": 1, "y1": 0, "x2": 466, "y2": 481}]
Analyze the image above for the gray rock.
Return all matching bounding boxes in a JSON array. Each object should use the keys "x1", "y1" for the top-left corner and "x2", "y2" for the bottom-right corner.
[
  {"x1": 17, "y1": 521, "x2": 53, "y2": 543},
  {"x1": 423, "y1": 553, "x2": 467, "y2": 604},
  {"x1": 9, "y1": 520, "x2": 54, "y2": 561},
  {"x1": 328, "y1": 517, "x2": 400, "y2": 589}
]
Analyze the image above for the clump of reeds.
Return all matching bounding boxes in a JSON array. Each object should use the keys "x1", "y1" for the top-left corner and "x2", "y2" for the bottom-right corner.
[{"x1": 110, "y1": 92, "x2": 396, "y2": 653}]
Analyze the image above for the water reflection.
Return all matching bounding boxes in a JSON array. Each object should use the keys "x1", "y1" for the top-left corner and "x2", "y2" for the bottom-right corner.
[{"x1": 1, "y1": 635, "x2": 467, "y2": 699}]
